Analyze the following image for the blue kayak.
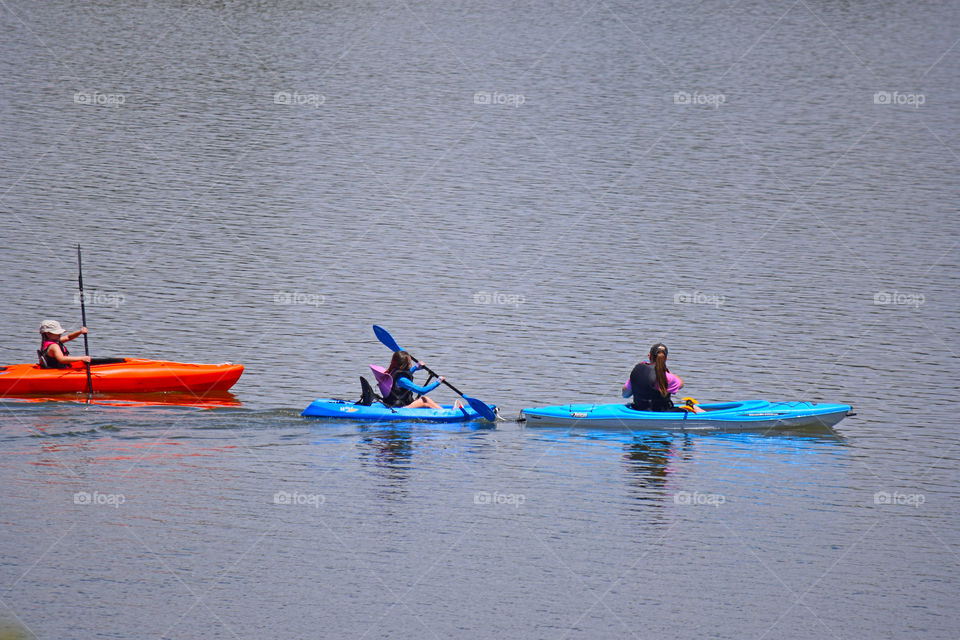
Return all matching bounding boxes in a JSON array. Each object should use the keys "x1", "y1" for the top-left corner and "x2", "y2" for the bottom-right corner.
[
  {"x1": 302, "y1": 398, "x2": 497, "y2": 423},
  {"x1": 520, "y1": 400, "x2": 852, "y2": 431}
]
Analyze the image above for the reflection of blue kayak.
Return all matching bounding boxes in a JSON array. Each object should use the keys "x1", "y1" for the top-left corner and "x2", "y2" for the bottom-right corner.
[
  {"x1": 301, "y1": 398, "x2": 497, "y2": 422},
  {"x1": 521, "y1": 400, "x2": 852, "y2": 431}
]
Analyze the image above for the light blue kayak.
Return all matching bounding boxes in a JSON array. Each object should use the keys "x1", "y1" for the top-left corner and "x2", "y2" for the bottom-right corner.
[
  {"x1": 302, "y1": 398, "x2": 497, "y2": 423},
  {"x1": 520, "y1": 400, "x2": 852, "y2": 431}
]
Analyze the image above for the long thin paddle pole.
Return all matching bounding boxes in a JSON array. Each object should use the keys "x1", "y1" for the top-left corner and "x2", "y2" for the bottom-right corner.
[{"x1": 77, "y1": 244, "x2": 92, "y2": 401}]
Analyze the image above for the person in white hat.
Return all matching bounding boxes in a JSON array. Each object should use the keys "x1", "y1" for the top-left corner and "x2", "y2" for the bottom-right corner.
[{"x1": 38, "y1": 320, "x2": 90, "y2": 369}]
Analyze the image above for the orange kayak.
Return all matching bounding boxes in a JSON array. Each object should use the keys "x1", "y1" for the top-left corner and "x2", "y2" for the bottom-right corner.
[{"x1": 0, "y1": 359, "x2": 244, "y2": 396}]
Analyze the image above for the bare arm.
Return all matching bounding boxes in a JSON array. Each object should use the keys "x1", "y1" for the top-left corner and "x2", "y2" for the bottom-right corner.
[
  {"x1": 61, "y1": 327, "x2": 87, "y2": 343},
  {"x1": 47, "y1": 342, "x2": 90, "y2": 365}
]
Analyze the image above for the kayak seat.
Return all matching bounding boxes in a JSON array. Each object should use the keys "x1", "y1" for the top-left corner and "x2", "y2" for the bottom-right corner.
[{"x1": 356, "y1": 376, "x2": 382, "y2": 406}]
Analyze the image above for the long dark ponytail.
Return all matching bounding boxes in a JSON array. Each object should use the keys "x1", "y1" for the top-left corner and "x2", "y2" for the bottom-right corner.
[
  {"x1": 650, "y1": 343, "x2": 669, "y2": 397},
  {"x1": 386, "y1": 350, "x2": 411, "y2": 375}
]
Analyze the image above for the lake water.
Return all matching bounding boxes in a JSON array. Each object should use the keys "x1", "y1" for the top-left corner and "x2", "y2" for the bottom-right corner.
[{"x1": 1, "y1": 0, "x2": 957, "y2": 638}]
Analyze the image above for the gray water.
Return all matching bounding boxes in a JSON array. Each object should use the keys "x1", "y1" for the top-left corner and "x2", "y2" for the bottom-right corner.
[{"x1": 1, "y1": 1, "x2": 958, "y2": 638}]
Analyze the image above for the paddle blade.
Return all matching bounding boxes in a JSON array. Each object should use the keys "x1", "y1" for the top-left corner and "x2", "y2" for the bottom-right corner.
[
  {"x1": 465, "y1": 396, "x2": 497, "y2": 421},
  {"x1": 372, "y1": 325, "x2": 401, "y2": 352}
]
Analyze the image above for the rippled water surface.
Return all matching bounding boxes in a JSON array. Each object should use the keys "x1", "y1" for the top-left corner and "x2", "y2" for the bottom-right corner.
[{"x1": 1, "y1": 0, "x2": 957, "y2": 638}]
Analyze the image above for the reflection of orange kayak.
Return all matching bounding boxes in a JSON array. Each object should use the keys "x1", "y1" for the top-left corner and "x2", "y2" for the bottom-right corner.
[
  {"x1": 2, "y1": 391, "x2": 241, "y2": 408},
  {"x1": 0, "y1": 359, "x2": 244, "y2": 396}
]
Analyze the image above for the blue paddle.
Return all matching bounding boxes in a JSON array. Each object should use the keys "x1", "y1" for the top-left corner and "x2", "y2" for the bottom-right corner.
[{"x1": 372, "y1": 325, "x2": 497, "y2": 421}]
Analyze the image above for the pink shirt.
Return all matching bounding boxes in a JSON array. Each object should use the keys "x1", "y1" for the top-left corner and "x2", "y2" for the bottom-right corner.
[{"x1": 623, "y1": 362, "x2": 682, "y2": 395}]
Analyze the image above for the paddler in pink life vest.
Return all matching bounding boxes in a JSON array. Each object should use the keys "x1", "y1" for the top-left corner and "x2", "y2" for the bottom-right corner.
[
  {"x1": 622, "y1": 343, "x2": 705, "y2": 413},
  {"x1": 38, "y1": 319, "x2": 90, "y2": 369}
]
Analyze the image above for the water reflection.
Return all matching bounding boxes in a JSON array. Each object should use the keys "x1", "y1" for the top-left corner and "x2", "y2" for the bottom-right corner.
[
  {"x1": 0, "y1": 391, "x2": 241, "y2": 408},
  {"x1": 623, "y1": 433, "x2": 694, "y2": 491},
  {"x1": 356, "y1": 425, "x2": 414, "y2": 489},
  {"x1": 619, "y1": 428, "x2": 848, "y2": 511}
]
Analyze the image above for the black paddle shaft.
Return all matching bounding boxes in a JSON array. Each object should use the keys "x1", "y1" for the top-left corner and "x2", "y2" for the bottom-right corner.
[
  {"x1": 77, "y1": 244, "x2": 93, "y2": 401},
  {"x1": 77, "y1": 245, "x2": 90, "y2": 357},
  {"x1": 406, "y1": 352, "x2": 466, "y2": 397}
]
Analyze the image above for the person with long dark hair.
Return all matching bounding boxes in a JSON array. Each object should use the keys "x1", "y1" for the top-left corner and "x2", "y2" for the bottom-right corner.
[
  {"x1": 622, "y1": 343, "x2": 703, "y2": 412},
  {"x1": 382, "y1": 350, "x2": 445, "y2": 409}
]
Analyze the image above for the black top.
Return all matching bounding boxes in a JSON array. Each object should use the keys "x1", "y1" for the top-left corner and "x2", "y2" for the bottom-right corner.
[
  {"x1": 38, "y1": 340, "x2": 69, "y2": 369},
  {"x1": 383, "y1": 369, "x2": 415, "y2": 407},
  {"x1": 628, "y1": 362, "x2": 674, "y2": 411}
]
